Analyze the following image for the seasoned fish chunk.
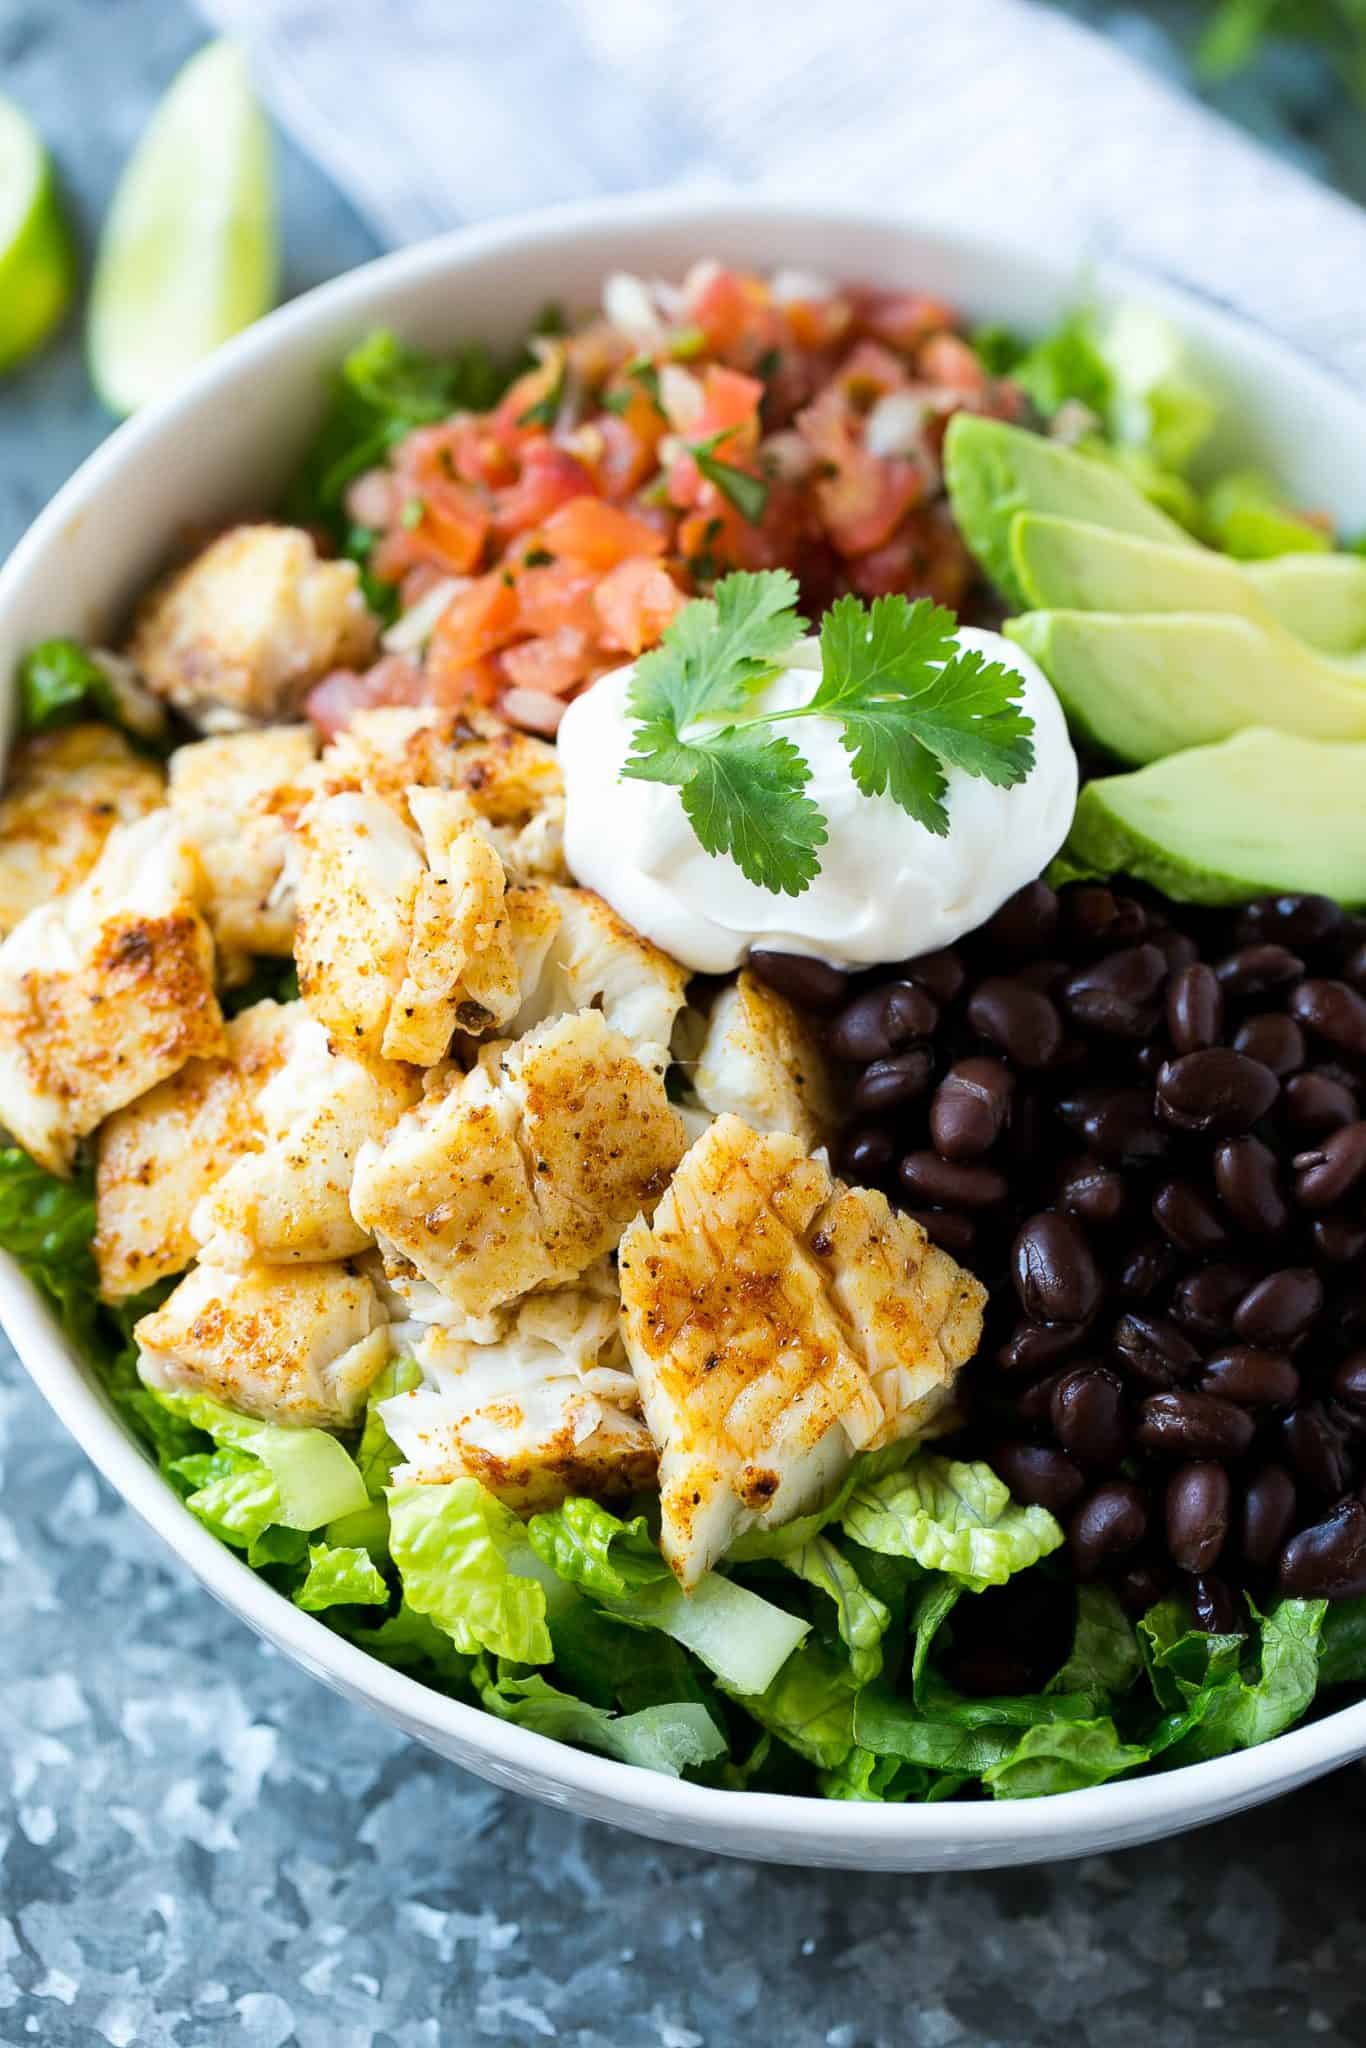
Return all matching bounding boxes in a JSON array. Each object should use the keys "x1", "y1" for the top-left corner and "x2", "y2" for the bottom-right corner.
[
  {"x1": 382, "y1": 1279, "x2": 656, "y2": 1510},
  {"x1": 0, "y1": 812, "x2": 223, "y2": 1174},
  {"x1": 0, "y1": 724, "x2": 166, "y2": 939},
  {"x1": 193, "y1": 1014, "x2": 421, "y2": 1267},
  {"x1": 168, "y1": 725, "x2": 318, "y2": 965},
  {"x1": 618, "y1": 1114, "x2": 985, "y2": 1585},
  {"x1": 94, "y1": 997, "x2": 301, "y2": 1300},
  {"x1": 510, "y1": 887, "x2": 689, "y2": 1076},
  {"x1": 690, "y1": 970, "x2": 838, "y2": 1150},
  {"x1": 127, "y1": 525, "x2": 376, "y2": 732},
  {"x1": 135, "y1": 1260, "x2": 391, "y2": 1429},
  {"x1": 315, "y1": 704, "x2": 566, "y2": 879},
  {"x1": 351, "y1": 1008, "x2": 687, "y2": 1318},
  {"x1": 293, "y1": 786, "x2": 522, "y2": 1061}
]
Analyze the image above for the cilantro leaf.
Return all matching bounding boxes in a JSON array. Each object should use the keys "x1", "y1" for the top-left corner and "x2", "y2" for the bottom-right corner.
[
  {"x1": 678, "y1": 726, "x2": 826, "y2": 896},
  {"x1": 626, "y1": 569, "x2": 805, "y2": 732}
]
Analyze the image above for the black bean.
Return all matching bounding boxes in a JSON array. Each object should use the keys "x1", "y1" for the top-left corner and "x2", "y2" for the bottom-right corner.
[
  {"x1": 1014, "y1": 958, "x2": 1069, "y2": 995},
  {"x1": 966, "y1": 977, "x2": 1063, "y2": 1068},
  {"x1": 1281, "y1": 1403, "x2": 1353, "y2": 1497},
  {"x1": 1155, "y1": 1049, "x2": 1280, "y2": 1135},
  {"x1": 1065, "y1": 886, "x2": 1147, "y2": 951},
  {"x1": 1055, "y1": 1087, "x2": 1169, "y2": 1163},
  {"x1": 1293, "y1": 1122, "x2": 1366, "y2": 1210},
  {"x1": 898, "y1": 1151, "x2": 1008, "y2": 1210},
  {"x1": 1150, "y1": 927, "x2": 1200, "y2": 976},
  {"x1": 982, "y1": 880, "x2": 1059, "y2": 954},
  {"x1": 1051, "y1": 1366, "x2": 1128, "y2": 1466},
  {"x1": 1190, "y1": 1574, "x2": 1238, "y2": 1636},
  {"x1": 1333, "y1": 1353, "x2": 1366, "y2": 1410},
  {"x1": 1061, "y1": 944, "x2": 1167, "y2": 1039},
  {"x1": 1233, "y1": 1013, "x2": 1306, "y2": 1077},
  {"x1": 1312, "y1": 1216, "x2": 1366, "y2": 1265},
  {"x1": 1116, "y1": 1560, "x2": 1174, "y2": 1615},
  {"x1": 991, "y1": 1442, "x2": 1085, "y2": 1515},
  {"x1": 1236, "y1": 893, "x2": 1344, "y2": 950},
  {"x1": 1214, "y1": 943, "x2": 1305, "y2": 997},
  {"x1": 902, "y1": 1208, "x2": 976, "y2": 1259},
  {"x1": 1233, "y1": 1268, "x2": 1323, "y2": 1348},
  {"x1": 1152, "y1": 1178, "x2": 1229, "y2": 1255},
  {"x1": 1011, "y1": 1212, "x2": 1103, "y2": 1325},
  {"x1": 1241, "y1": 1465, "x2": 1298, "y2": 1568},
  {"x1": 1166, "y1": 962, "x2": 1223, "y2": 1054},
  {"x1": 1166, "y1": 1462, "x2": 1231, "y2": 1573},
  {"x1": 1056, "y1": 1156, "x2": 1126, "y2": 1228},
  {"x1": 1070, "y1": 1483, "x2": 1148, "y2": 1578},
  {"x1": 840, "y1": 1126, "x2": 895, "y2": 1183},
  {"x1": 1278, "y1": 1496, "x2": 1366, "y2": 1599},
  {"x1": 996, "y1": 1320, "x2": 1090, "y2": 1375},
  {"x1": 1283, "y1": 1070, "x2": 1358, "y2": 1137},
  {"x1": 1013, "y1": 1369, "x2": 1072, "y2": 1425},
  {"x1": 1289, "y1": 978, "x2": 1366, "y2": 1058},
  {"x1": 1170, "y1": 1262, "x2": 1257, "y2": 1341},
  {"x1": 1119, "y1": 1237, "x2": 1178, "y2": 1302},
  {"x1": 929, "y1": 1057, "x2": 1014, "y2": 1161},
  {"x1": 1111, "y1": 1312, "x2": 1201, "y2": 1389},
  {"x1": 895, "y1": 947, "x2": 966, "y2": 1006},
  {"x1": 1136, "y1": 1391, "x2": 1256, "y2": 1459},
  {"x1": 829, "y1": 981, "x2": 939, "y2": 1062},
  {"x1": 1329, "y1": 1283, "x2": 1366, "y2": 1349},
  {"x1": 748, "y1": 950, "x2": 850, "y2": 1012},
  {"x1": 1198, "y1": 1346, "x2": 1300, "y2": 1408},
  {"x1": 851, "y1": 1049, "x2": 934, "y2": 1115},
  {"x1": 1212, "y1": 1135, "x2": 1289, "y2": 1237}
]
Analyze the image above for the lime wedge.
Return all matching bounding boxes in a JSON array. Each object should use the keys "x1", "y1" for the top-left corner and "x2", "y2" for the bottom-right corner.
[
  {"x1": 88, "y1": 41, "x2": 277, "y2": 417},
  {"x1": 0, "y1": 96, "x2": 77, "y2": 375}
]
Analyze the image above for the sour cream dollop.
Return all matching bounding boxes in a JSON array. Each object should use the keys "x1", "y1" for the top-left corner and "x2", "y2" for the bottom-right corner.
[{"x1": 558, "y1": 628, "x2": 1078, "y2": 975}]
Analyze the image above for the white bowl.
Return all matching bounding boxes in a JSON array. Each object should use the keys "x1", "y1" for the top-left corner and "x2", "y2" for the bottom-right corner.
[{"x1": 5, "y1": 192, "x2": 1366, "y2": 1872}]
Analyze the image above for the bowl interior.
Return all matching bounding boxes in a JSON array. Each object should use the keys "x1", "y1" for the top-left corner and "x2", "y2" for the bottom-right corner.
[{"x1": 4, "y1": 193, "x2": 1366, "y2": 1870}]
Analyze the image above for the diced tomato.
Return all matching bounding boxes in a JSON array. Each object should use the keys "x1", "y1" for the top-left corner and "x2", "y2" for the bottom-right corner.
[
  {"x1": 515, "y1": 560, "x2": 599, "y2": 637},
  {"x1": 428, "y1": 655, "x2": 503, "y2": 711},
  {"x1": 305, "y1": 656, "x2": 426, "y2": 738},
  {"x1": 593, "y1": 559, "x2": 686, "y2": 656},
  {"x1": 492, "y1": 440, "x2": 596, "y2": 539},
  {"x1": 590, "y1": 399, "x2": 663, "y2": 499},
  {"x1": 817, "y1": 451, "x2": 927, "y2": 558},
  {"x1": 539, "y1": 495, "x2": 667, "y2": 572},
  {"x1": 428, "y1": 574, "x2": 521, "y2": 685},
  {"x1": 916, "y1": 332, "x2": 990, "y2": 401},
  {"x1": 498, "y1": 686, "x2": 569, "y2": 736},
  {"x1": 844, "y1": 503, "x2": 974, "y2": 608},
  {"x1": 499, "y1": 627, "x2": 594, "y2": 697},
  {"x1": 687, "y1": 267, "x2": 758, "y2": 354},
  {"x1": 494, "y1": 351, "x2": 563, "y2": 436},
  {"x1": 693, "y1": 365, "x2": 764, "y2": 454}
]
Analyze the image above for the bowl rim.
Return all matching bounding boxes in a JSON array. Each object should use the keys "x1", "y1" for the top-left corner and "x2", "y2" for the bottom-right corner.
[{"x1": 5, "y1": 185, "x2": 1366, "y2": 1855}]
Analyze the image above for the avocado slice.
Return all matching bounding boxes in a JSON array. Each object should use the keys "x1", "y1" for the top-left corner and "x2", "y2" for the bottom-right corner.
[
  {"x1": 1011, "y1": 514, "x2": 1366, "y2": 658},
  {"x1": 943, "y1": 414, "x2": 1191, "y2": 608},
  {"x1": 1006, "y1": 609, "x2": 1366, "y2": 764},
  {"x1": 1059, "y1": 727, "x2": 1366, "y2": 906}
]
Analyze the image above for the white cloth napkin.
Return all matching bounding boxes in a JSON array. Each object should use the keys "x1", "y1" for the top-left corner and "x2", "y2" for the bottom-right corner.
[{"x1": 199, "y1": 0, "x2": 1366, "y2": 385}]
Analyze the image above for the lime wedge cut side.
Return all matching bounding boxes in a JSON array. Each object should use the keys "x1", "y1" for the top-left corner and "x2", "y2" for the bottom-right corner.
[
  {"x1": 87, "y1": 40, "x2": 278, "y2": 417},
  {"x1": 0, "y1": 95, "x2": 77, "y2": 375}
]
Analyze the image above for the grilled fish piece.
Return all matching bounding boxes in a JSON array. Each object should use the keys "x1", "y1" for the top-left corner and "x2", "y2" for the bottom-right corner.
[
  {"x1": 351, "y1": 1008, "x2": 686, "y2": 1319},
  {"x1": 618, "y1": 1114, "x2": 985, "y2": 1585},
  {"x1": 135, "y1": 1259, "x2": 391, "y2": 1429},
  {"x1": 509, "y1": 886, "x2": 689, "y2": 1079},
  {"x1": 94, "y1": 997, "x2": 301, "y2": 1300},
  {"x1": 127, "y1": 524, "x2": 376, "y2": 732},
  {"x1": 0, "y1": 812, "x2": 223, "y2": 1174},
  {"x1": 688, "y1": 969, "x2": 838, "y2": 1150},
  {"x1": 0, "y1": 724, "x2": 165, "y2": 939},
  {"x1": 168, "y1": 724, "x2": 319, "y2": 970}
]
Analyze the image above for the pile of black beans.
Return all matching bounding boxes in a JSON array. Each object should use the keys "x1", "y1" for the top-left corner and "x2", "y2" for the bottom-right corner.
[{"x1": 751, "y1": 882, "x2": 1366, "y2": 1628}]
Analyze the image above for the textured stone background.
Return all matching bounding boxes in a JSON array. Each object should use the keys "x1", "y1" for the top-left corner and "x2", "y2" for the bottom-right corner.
[{"x1": 4, "y1": 4, "x2": 1366, "y2": 2042}]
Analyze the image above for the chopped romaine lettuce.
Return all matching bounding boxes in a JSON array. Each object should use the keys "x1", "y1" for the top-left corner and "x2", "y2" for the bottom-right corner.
[
  {"x1": 839, "y1": 1453, "x2": 1064, "y2": 1590},
  {"x1": 387, "y1": 1479, "x2": 553, "y2": 1665},
  {"x1": 17, "y1": 638, "x2": 120, "y2": 734},
  {"x1": 473, "y1": 1659, "x2": 726, "y2": 1778},
  {"x1": 148, "y1": 1383, "x2": 369, "y2": 1528},
  {"x1": 783, "y1": 1535, "x2": 891, "y2": 1685},
  {"x1": 294, "y1": 1541, "x2": 389, "y2": 1613}
]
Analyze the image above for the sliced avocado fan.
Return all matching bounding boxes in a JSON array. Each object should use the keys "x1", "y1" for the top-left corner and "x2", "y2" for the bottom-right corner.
[
  {"x1": 945, "y1": 414, "x2": 1366, "y2": 654},
  {"x1": 1006, "y1": 610, "x2": 1366, "y2": 766},
  {"x1": 1011, "y1": 515, "x2": 1366, "y2": 662},
  {"x1": 1058, "y1": 727, "x2": 1366, "y2": 907}
]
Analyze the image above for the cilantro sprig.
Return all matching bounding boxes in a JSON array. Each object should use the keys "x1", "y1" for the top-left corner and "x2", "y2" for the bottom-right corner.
[{"x1": 621, "y1": 571, "x2": 1036, "y2": 897}]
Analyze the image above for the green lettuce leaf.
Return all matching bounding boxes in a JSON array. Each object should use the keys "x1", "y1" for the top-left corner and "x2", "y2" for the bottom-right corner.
[
  {"x1": 1051, "y1": 1585, "x2": 1145, "y2": 1706},
  {"x1": 356, "y1": 1352, "x2": 422, "y2": 1497},
  {"x1": 1317, "y1": 1596, "x2": 1366, "y2": 1690},
  {"x1": 1160, "y1": 1598, "x2": 1326, "y2": 1767},
  {"x1": 983, "y1": 1717, "x2": 1151, "y2": 1799},
  {"x1": 851, "y1": 1682, "x2": 1019, "y2": 1777},
  {"x1": 339, "y1": 1602, "x2": 474, "y2": 1691},
  {"x1": 839, "y1": 1453, "x2": 1063, "y2": 1590},
  {"x1": 0, "y1": 1147, "x2": 103, "y2": 1354},
  {"x1": 294, "y1": 1542, "x2": 389, "y2": 1613},
  {"x1": 147, "y1": 1384, "x2": 368, "y2": 1528},
  {"x1": 730, "y1": 1637, "x2": 859, "y2": 1770},
  {"x1": 528, "y1": 1496, "x2": 809, "y2": 1696},
  {"x1": 18, "y1": 638, "x2": 120, "y2": 734},
  {"x1": 388, "y1": 1479, "x2": 552, "y2": 1664},
  {"x1": 785, "y1": 1535, "x2": 891, "y2": 1684},
  {"x1": 473, "y1": 1661, "x2": 726, "y2": 1778}
]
